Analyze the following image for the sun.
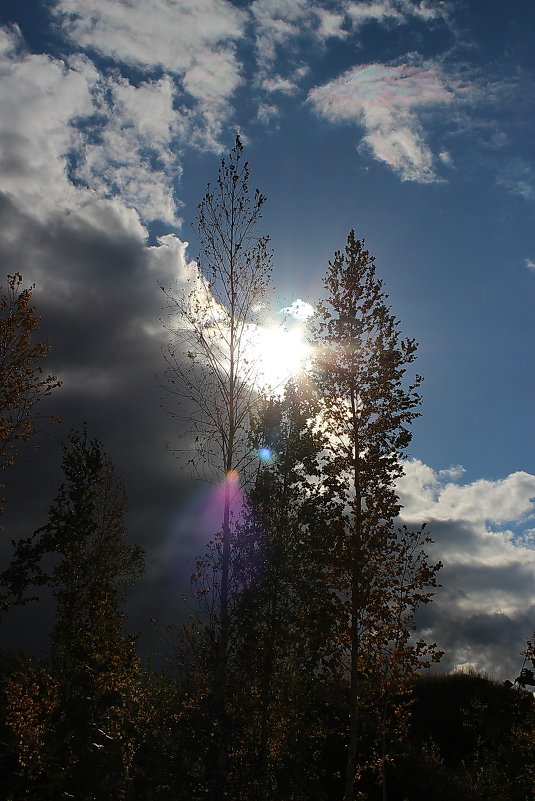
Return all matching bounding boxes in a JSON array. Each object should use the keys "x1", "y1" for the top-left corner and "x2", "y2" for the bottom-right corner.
[{"x1": 243, "y1": 323, "x2": 311, "y2": 392}]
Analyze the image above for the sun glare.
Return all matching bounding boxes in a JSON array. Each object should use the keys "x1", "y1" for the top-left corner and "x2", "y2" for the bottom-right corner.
[{"x1": 247, "y1": 324, "x2": 310, "y2": 392}]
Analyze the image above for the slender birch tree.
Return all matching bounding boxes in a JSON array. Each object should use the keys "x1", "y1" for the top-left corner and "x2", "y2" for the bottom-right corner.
[
  {"x1": 311, "y1": 231, "x2": 440, "y2": 801},
  {"x1": 161, "y1": 136, "x2": 272, "y2": 799}
]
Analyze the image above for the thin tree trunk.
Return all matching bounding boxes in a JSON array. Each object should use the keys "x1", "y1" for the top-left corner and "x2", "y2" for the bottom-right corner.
[
  {"x1": 211, "y1": 478, "x2": 232, "y2": 801},
  {"x1": 344, "y1": 579, "x2": 361, "y2": 801},
  {"x1": 344, "y1": 389, "x2": 363, "y2": 801},
  {"x1": 212, "y1": 271, "x2": 236, "y2": 800},
  {"x1": 257, "y1": 589, "x2": 276, "y2": 798},
  {"x1": 381, "y1": 730, "x2": 388, "y2": 801},
  {"x1": 161, "y1": 136, "x2": 272, "y2": 801}
]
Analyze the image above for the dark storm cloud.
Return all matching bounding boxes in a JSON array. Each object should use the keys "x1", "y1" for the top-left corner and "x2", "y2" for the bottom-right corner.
[
  {"x1": 398, "y1": 463, "x2": 535, "y2": 678},
  {"x1": 0, "y1": 192, "x2": 165, "y2": 433},
  {"x1": 413, "y1": 518, "x2": 535, "y2": 679},
  {"x1": 0, "y1": 192, "x2": 199, "y2": 654},
  {"x1": 440, "y1": 561, "x2": 535, "y2": 599},
  {"x1": 420, "y1": 603, "x2": 535, "y2": 680}
]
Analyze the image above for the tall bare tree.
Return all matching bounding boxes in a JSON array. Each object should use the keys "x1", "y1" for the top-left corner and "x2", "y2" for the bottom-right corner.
[{"x1": 161, "y1": 135, "x2": 272, "y2": 798}]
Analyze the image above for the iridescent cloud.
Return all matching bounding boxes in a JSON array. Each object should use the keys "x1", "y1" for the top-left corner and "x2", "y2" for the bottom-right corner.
[{"x1": 308, "y1": 61, "x2": 459, "y2": 182}]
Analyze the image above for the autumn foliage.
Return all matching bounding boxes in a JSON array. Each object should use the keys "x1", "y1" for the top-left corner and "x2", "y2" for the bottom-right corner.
[{"x1": 0, "y1": 273, "x2": 61, "y2": 512}]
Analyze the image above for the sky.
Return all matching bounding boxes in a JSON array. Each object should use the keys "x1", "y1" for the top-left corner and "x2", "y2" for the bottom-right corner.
[{"x1": 0, "y1": 0, "x2": 534, "y2": 681}]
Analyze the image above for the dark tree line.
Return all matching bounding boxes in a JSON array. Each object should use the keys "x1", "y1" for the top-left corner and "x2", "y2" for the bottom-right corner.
[{"x1": 0, "y1": 144, "x2": 533, "y2": 801}]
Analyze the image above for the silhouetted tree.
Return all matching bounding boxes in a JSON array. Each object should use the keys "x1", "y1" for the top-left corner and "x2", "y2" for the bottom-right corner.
[
  {"x1": 161, "y1": 135, "x2": 272, "y2": 799},
  {"x1": 227, "y1": 378, "x2": 337, "y2": 799},
  {"x1": 311, "y1": 231, "x2": 441, "y2": 801},
  {"x1": 3, "y1": 429, "x2": 146, "y2": 799},
  {"x1": 0, "y1": 273, "x2": 60, "y2": 515},
  {"x1": 398, "y1": 671, "x2": 535, "y2": 801}
]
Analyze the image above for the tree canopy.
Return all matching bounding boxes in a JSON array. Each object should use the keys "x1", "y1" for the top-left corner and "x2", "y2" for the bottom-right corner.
[{"x1": 0, "y1": 273, "x2": 61, "y2": 515}]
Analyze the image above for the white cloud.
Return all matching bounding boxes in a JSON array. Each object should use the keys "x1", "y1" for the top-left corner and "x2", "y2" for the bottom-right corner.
[
  {"x1": 314, "y1": 8, "x2": 347, "y2": 39},
  {"x1": 72, "y1": 74, "x2": 184, "y2": 224},
  {"x1": 261, "y1": 75, "x2": 299, "y2": 94},
  {"x1": 346, "y1": 0, "x2": 450, "y2": 26},
  {"x1": 439, "y1": 475, "x2": 535, "y2": 527},
  {"x1": 183, "y1": 47, "x2": 242, "y2": 105},
  {"x1": 250, "y1": 0, "x2": 451, "y2": 76},
  {"x1": 437, "y1": 464, "x2": 465, "y2": 481},
  {"x1": 67, "y1": 197, "x2": 148, "y2": 243},
  {"x1": 250, "y1": 1, "x2": 354, "y2": 95},
  {"x1": 54, "y1": 0, "x2": 245, "y2": 86},
  {"x1": 346, "y1": 0, "x2": 404, "y2": 25},
  {"x1": 156, "y1": 236, "x2": 233, "y2": 337},
  {"x1": 53, "y1": 0, "x2": 246, "y2": 147},
  {"x1": 0, "y1": 24, "x2": 185, "y2": 227},
  {"x1": 526, "y1": 258, "x2": 535, "y2": 271},
  {"x1": 45, "y1": 0, "x2": 458, "y2": 156},
  {"x1": 280, "y1": 298, "x2": 315, "y2": 321},
  {"x1": 240, "y1": 1, "x2": 455, "y2": 125},
  {"x1": 362, "y1": 113, "x2": 436, "y2": 181},
  {"x1": 148, "y1": 234, "x2": 197, "y2": 286},
  {"x1": 438, "y1": 149, "x2": 453, "y2": 165},
  {"x1": 520, "y1": 529, "x2": 535, "y2": 546},
  {"x1": 256, "y1": 103, "x2": 280, "y2": 124},
  {"x1": 497, "y1": 159, "x2": 535, "y2": 201},
  {"x1": 0, "y1": 27, "x2": 95, "y2": 219},
  {"x1": 251, "y1": 0, "x2": 311, "y2": 64},
  {"x1": 308, "y1": 60, "x2": 459, "y2": 181},
  {"x1": 112, "y1": 75, "x2": 180, "y2": 147},
  {"x1": 397, "y1": 460, "x2": 535, "y2": 677},
  {"x1": 398, "y1": 460, "x2": 535, "y2": 528},
  {"x1": 0, "y1": 22, "x2": 22, "y2": 56}
]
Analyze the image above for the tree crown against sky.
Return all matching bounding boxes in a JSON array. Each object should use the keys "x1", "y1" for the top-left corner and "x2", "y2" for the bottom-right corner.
[
  {"x1": 312, "y1": 230, "x2": 422, "y2": 507},
  {"x1": 161, "y1": 135, "x2": 273, "y2": 482},
  {"x1": 2, "y1": 427, "x2": 144, "y2": 610},
  {"x1": 161, "y1": 135, "x2": 275, "y2": 801},
  {"x1": 308, "y1": 230, "x2": 440, "y2": 801},
  {"x1": 0, "y1": 273, "x2": 61, "y2": 516},
  {"x1": 1, "y1": 429, "x2": 154, "y2": 800}
]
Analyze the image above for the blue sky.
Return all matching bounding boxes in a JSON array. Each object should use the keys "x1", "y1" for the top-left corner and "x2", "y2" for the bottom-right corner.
[{"x1": 0, "y1": 0, "x2": 534, "y2": 678}]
